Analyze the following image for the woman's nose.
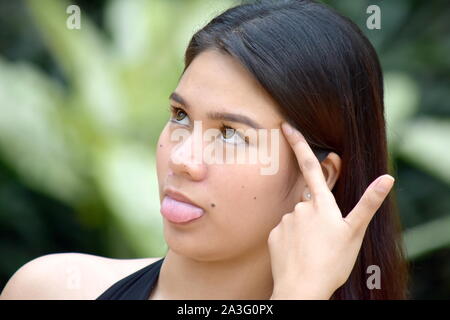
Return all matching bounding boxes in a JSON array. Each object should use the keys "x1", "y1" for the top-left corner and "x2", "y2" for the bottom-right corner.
[{"x1": 168, "y1": 133, "x2": 207, "y2": 181}]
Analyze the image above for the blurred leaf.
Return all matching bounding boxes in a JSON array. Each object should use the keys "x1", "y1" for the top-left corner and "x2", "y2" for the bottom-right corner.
[
  {"x1": 404, "y1": 215, "x2": 450, "y2": 260},
  {"x1": 26, "y1": 0, "x2": 127, "y2": 135},
  {"x1": 399, "y1": 118, "x2": 450, "y2": 184},
  {"x1": 93, "y1": 142, "x2": 166, "y2": 256},
  {"x1": 0, "y1": 58, "x2": 86, "y2": 204},
  {"x1": 384, "y1": 71, "x2": 419, "y2": 148}
]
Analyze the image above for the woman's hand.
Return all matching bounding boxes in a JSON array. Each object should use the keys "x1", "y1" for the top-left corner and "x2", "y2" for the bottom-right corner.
[{"x1": 268, "y1": 122, "x2": 395, "y2": 300}]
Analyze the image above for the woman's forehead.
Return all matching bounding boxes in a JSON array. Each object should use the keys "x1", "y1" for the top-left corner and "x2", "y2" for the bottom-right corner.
[{"x1": 174, "y1": 50, "x2": 283, "y2": 127}]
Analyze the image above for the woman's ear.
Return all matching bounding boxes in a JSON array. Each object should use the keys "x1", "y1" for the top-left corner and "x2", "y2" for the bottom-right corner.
[
  {"x1": 320, "y1": 152, "x2": 341, "y2": 190},
  {"x1": 301, "y1": 152, "x2": 341, "y2": 201},
  {"x1": 319, "y1": 152, "x2": 341, "y2": 191}
]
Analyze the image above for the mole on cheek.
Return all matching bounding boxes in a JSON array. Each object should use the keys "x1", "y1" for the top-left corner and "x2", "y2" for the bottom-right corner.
[
  {"x1": 253, "y1": 196, "x2": 256, "y2": 200},
  {"x1": 211, "y1": 203, "x2": 216, "y2": 208},
  {"x1": 159, "y1": 144, "x2": 163, "y2": 147},
  {"x1": 241, "y1": 185, "x2": 245, "y2": 188}
]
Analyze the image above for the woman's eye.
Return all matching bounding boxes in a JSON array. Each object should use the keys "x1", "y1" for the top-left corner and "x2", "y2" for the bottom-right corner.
[
  {"x1": 220, "y1": 125, "x2": 248, "y2": 145},
  {"x1": 222, "y1": 127, "x2": 235, "y2": 139},
  {"x1": 170, "y1": 106, "x2": 190, "y2": 125},
  {"x1": 169, "y1": 106, "x2": 248, "y2": 145},
  {"x1": 175, "y1": 109, "x2": 186, "y2": 121}
]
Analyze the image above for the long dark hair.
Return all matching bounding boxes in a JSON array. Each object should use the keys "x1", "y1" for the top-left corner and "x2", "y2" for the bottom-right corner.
[{"x1": 181, "y1": 0, "x2": 409, "y2": 299}]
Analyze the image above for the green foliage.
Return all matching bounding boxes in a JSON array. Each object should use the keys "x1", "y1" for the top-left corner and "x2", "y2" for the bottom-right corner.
[{"x1": 0, "y1": 0, "x2": 449, "y2": 298}]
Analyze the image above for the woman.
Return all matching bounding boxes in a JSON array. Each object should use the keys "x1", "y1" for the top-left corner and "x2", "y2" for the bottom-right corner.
[{"x1": 1, "y1": 0, "x2": 409, "y2": 300}]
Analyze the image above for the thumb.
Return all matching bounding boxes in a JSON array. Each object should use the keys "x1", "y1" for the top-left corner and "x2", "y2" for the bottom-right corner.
[{"x1": 344, "y1": 174, "x2": 395, "y2": 233}]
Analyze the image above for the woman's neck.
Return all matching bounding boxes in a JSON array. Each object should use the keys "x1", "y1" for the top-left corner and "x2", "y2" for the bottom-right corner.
[{"x1": 149, "y1": 246, "x2": 274, "y2": 300}]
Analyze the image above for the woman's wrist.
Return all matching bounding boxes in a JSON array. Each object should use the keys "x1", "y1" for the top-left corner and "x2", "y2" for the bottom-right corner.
[{"x1": 270, "y1": 281, "x2": 334, "y2": 300}]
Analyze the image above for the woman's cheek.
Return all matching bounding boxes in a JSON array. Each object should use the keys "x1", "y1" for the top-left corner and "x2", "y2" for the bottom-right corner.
[
  {"x1": 156, "y1": 130, "x2": 171, "y2": 180},
  {"x1": 221, "y1": 168, "x2": 265, "y2": 216}
]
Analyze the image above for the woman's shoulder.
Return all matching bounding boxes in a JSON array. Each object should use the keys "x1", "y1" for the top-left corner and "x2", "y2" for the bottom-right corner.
[{"x1": 0, "y1": 252, "x2": 162, "y2": 300}]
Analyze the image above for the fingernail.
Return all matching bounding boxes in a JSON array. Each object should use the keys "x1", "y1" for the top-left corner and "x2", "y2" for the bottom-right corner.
[
  {"x1": 374, "y1": 175, "x2": 395, "y2": 193},
  {"x1": 282, "y1": 122, "x2": 293, "y2": 135}
]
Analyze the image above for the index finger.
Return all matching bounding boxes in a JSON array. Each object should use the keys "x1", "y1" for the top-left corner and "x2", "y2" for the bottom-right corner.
[{"x1": 281, "y1": 122, "x2": 332, "y2": 200}]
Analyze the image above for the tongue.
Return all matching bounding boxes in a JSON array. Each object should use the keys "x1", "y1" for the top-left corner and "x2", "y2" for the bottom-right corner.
[{"x1": 161, "y1": 196, "x2": 204, "y2": 223}]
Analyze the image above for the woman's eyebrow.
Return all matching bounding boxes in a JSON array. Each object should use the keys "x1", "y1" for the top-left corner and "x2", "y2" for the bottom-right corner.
[
  {"x1": 206, "y1": 111, "x2": 263, "y2": 129},
  {"x1": 169, "y1": 92, "x2": 189, "y2": 108},
  {"x1": 169, "y1": 91, "x2": 263, "y2": 129}
]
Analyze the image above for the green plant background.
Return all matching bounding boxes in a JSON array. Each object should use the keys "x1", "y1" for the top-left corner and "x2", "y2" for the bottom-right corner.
[{"x1": 0, "y1": 0, "x2": 449, "y2": 299}]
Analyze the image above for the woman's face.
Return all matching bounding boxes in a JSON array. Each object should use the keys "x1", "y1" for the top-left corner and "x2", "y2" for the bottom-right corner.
[{"x1": 156, "y1": 49, "x2": 302, "y2": 261}]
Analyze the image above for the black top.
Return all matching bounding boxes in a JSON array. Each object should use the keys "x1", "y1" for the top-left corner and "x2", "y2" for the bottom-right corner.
[{"x1": 96, "y1": 257, "x2": 165, "y2": 300}]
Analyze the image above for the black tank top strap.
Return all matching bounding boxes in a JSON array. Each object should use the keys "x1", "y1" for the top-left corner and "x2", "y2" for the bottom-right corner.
[{"x1": 96, "y1": 257, "x2": 165, "y2": 300}]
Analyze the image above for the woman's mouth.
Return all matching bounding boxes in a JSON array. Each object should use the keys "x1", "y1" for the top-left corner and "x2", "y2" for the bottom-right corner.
[{"x1": 160, "y1": 195, "x2": 205, "y2": 224}]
